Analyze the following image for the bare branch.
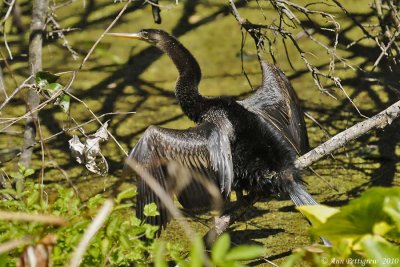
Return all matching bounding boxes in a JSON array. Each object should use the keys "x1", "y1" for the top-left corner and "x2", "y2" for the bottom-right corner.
[
  {"x1": 0, "y1": 75, "x2": 33, "y2": 112},
  {"x1": 20, "y1": 0, "x2": 48, "y2": 168},
  {"x1": 0, "y1": 210, "x2": 66, "y2": 226},
  {"x1": 295, "y1": 99, "x2": 400, "y2": 169},
  {"x1": 0, "y1": 64, "x2": 7, "y2": 98},
  {"x1": 79, "y1": 0, "x2": 132, "y2": 70},
  {"x1": 0, "y1": 236, "x2": 33, "y2": 255}
]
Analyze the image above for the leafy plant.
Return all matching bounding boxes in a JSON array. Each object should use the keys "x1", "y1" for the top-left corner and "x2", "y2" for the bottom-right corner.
[
  {"x1": 154, "y1": 233, "x2": 265, "y2": 267},
  {"x1": 0, "y1": 183, "x2": 159, "y2": 266},
  {"x1": 35, "y1": 71, "x2": 70, "y2": 113},
  {"x1": 283, "y1": 187, "x2": 400, "y2": 267},
  {"x1": 0, "y1": 181, "x2": 266, "y2": 266},
  {"x1": 6, "y1": 163, "x2": 35, "y2": 197}
]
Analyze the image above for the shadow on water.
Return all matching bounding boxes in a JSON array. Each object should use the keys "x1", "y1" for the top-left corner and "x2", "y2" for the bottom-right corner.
[{"x1": 230, "y1": 228, "x2": 285, "y2": 246}]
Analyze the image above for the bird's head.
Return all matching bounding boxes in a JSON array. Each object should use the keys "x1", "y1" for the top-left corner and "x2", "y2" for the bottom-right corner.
[{"x1": 107, "y1": 29, "x2": 168, "y2": 46}]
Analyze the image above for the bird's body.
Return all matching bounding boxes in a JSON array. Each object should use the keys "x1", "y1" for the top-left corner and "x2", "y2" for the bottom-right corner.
[{"x1": 115, "y1": 29, "x2": 316, "y2": 233}]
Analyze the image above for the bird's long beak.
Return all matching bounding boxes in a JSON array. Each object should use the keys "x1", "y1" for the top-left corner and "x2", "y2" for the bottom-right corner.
[{"x1": 106, "y1": 32, "x2": 147, "y2": 41}]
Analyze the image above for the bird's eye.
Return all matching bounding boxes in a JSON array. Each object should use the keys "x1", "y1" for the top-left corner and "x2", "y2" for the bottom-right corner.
[{"x1": 141, "y1": 31, "x2": 149, "y2": 38}]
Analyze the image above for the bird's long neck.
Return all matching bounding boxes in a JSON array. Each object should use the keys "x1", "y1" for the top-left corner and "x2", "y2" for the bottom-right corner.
[{"x1": 159, "y1": 38, "x2": 207, "y2": 122}]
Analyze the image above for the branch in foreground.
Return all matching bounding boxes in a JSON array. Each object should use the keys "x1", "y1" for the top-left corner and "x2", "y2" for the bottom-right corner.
[
  {"x1": 295, "y1": 99, "x2": 400, "y2": 169},
  {"x1": 69, "y1": 199, "x2": 114, "y2": 267},
  {"x1": 0, "y1": 236, "x2": 33, "y2": 255},
  {"x1": 0, "y1": 210, "x2": 66, "y2": 226}
]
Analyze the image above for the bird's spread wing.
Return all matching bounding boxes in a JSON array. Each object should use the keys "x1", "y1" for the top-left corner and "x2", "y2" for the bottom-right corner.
[
  {"x1": 125, "y1": 122, "x2": 233, "y2": 229},
  {"x1": 238, "y1": 61, "x2": 309, "y2": 154}
]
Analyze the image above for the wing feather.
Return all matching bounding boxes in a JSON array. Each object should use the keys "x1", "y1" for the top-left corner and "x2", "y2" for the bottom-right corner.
[
  {"x1": 125, "y1": 122, "x2": 233, "y2": 230},
  {"x1": 238, "y1": 61, "x2": 309, "y2": 154}
]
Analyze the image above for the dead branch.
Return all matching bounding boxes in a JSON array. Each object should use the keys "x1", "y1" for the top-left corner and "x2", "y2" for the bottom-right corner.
[
  {"x1": 0, "y1": 0, "x2": 16, "y2": 26},
  {"x1": 0, "y1": 64, "x2": 6, "y2": 99},
  {"x1": 295, "y1": 99, "x2": 400, "y2": 169},
  {"x1": 79, "y1": 0, "x2": 132, "y2": 71},
  {"x1": 0, "y1": 210, "x2": 66, "y2": 225},
  {"x1": 0, "y1": 75, "x2": 33, "y2": 112},
  {"x1": 47, "y1": 14, "x2": 79, "y2": 59},
  {"x1": 0, "y1": 236, "x2": 33, "y2": 255},
  {"x1": 228, "y1": 0, "x2": 370, "y2": 117}
]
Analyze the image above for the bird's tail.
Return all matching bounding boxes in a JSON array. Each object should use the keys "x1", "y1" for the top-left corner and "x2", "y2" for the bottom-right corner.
[{"x1": 286, "y1": 181, "x2": 332, "y2": 246}]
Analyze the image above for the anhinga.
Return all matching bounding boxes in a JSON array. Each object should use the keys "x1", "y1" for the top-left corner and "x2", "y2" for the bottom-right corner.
[{"x1": 109, "y1": 29, "x2": 321, "y2": 241}]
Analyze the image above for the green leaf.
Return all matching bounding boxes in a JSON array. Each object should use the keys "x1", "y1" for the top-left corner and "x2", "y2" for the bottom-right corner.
[
  {"x1": 58, "y1": 94, "x2": 70, "y2": 113},
  {"x1": 101, "y1": 238, "x2": 110, "y2": 257},
  {"x1": 119, "y1": 234, "x2": 130, "y2": 249},
  {"x1": 114, "y1": 203, "x2": 134, "y2": 211},
  {"x1": 361, "y1": 235, "x2": 400, "y2": 267},
  {"x1": 45, "y1": 82, "x2": 63, "y2": 91},
  {"x1": 373, "y1": 222, "x2": 393, "y2": 236},
  {"x1": 9, "y1": 171, "x2": 23, "y2": 179},
  {"x1": 297, "y1": 205, "x2": 339, "y2": 226},
  {"x1": 26, "y1": 190, "x2": 40, "y2": 207},
  {"x1": 15, "y1": 178, "x2": 24, "y2": 196},
  {"x1": 35, "y1": 71, "x2": 60, "y2": 84},
  {"x1": 315, "y1": 187, "x2": 400, "y2": 242},
  {"x1": 145, "y1": 225, "x2": 159, "y2": 239},
  {"x1": 211, "y1": 233, "x2": 230, "y2": 264},
  {"x1": 87, "y1": 194, "x2": 105, "y2": 210},
  {"x1": 189, "y1": 235, "x2": 204, "y2": 267},
  {"x1": 0, "y1": 254, "x2": 8, "y2": 267},
  {"x1": 0, "y1": 188, "x2": 17, "y2": 196},
  {"x1": 383, "y1": 196, "x2": 400, "y2": 226},
  {"x1": 18, "y1": 163, "x2": 26, "y2": 173},
  {"x1": 154, "y1": 242, "x2": 168, "y2": 267},
  {"x1": 223, "y1": 261, "x2": 246, "y2": 267},
  {"x1": 106, "y1": 217, "x2": 119, "y2": 238},
  {"x1": 116, "y1": 188, "x2": 137, "y2": 204},
  {"x1": 143, "y1": 203, "x2": 159, "y2": 217},
  {"x1": 88, "y1": 246, "x2": 100, "y2": 258},
  {"x1": 225, "y1": 245, "x2": 265, "y2": 261},
  {"x1": 23, "y1": 168, "x2": 35, "y2": 177}
]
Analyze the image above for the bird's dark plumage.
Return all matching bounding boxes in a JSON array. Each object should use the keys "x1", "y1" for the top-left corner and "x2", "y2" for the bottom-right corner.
[{"x1": 118, "y1": 29, "x2": 318, "y2": 237}]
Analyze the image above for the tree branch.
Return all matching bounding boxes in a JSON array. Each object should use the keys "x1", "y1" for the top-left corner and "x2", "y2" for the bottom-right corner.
[
  {"x1": 295, "y1": 99, "x2": 400, "y2": 169},
  {"x1": 19, "y1": 0, "x2": 48, "y2": 168},
  {"x1": 69, "y1": 199, "x2": 113, "y2": 267}
]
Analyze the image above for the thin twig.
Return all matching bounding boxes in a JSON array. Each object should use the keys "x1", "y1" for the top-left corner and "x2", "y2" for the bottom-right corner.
[
  {"x1": 371, "y1": 29, "x2": 400, "y2": 71},
  {"x1": 1, "y1": 0, "x2": 17, "y2": 59},
  {"x1": 0, "y1": 235, "x2": 33, "y2": 254},
  {"x1": 0, "y1": 211, "x2": 66, "y2": 225},
  {"x1": 0, "y1": 76, "x2": 33, "y2": 112},
  {"x1": 37, "y1": 117, "x2": 46, "y2": 200},
  {"x1": 79, "y1": 0, "x2": 132, "y2": 70},
  {"x1": 67, "y1": 92, "x2": 128, "y2": 156},
  {"x1": 0, "y1": 0, "x2": 16, "y2": 25},
  {"x1": 47, "y1": 15, "x2": 79, "y2": 60},
  {"x1": 69, "y1": 199, "x2": 114, "y2": 267}
]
